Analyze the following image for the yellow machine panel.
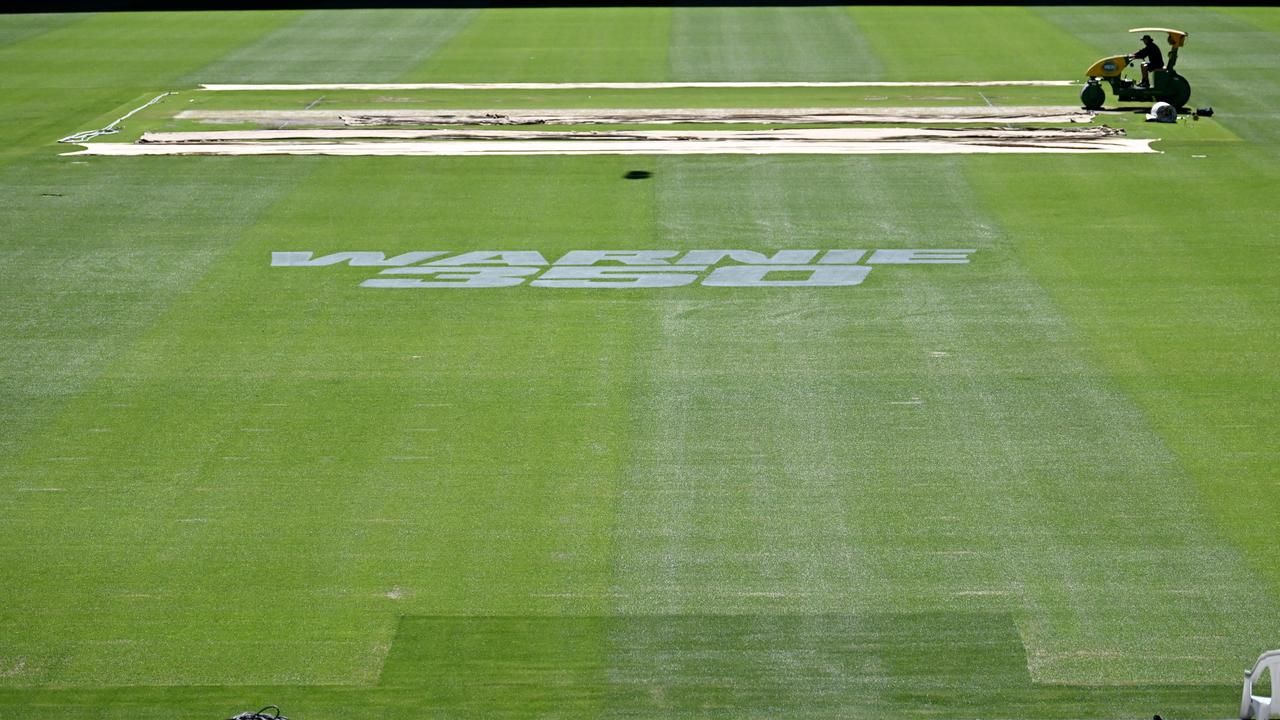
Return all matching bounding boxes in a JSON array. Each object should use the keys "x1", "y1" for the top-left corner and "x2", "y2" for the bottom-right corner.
[
  {"x1": 1086, "y1": 55, "x2": 1128, "y2": 78},
  {"x1": 1129, "y1": 27, "x2": 1188, "y2": 48}
]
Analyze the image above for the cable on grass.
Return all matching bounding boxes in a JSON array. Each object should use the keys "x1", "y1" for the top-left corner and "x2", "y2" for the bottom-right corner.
[{"x1": 58, "y1": 92, "x2": 175, "y2": 144}]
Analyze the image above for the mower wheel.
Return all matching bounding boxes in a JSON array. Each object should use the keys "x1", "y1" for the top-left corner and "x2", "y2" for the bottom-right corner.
[
  {"x1": 1163, "y1": 75, "x2": 1191, "y2": 109},
  {"x1": 1080, "y1": 83, "x2": 1106, "y2": 110}
]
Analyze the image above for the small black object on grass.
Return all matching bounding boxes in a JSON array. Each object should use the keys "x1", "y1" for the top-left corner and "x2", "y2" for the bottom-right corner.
[
  {"x1": 1195, "y1": 107, "x2": 1214, "y2": 117},
  {"x1": 624, "y1": 170, "x2": 652, "y2": 180}
]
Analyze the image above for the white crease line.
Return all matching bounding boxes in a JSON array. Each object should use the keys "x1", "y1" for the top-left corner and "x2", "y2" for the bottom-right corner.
[
  {"x1": 66, "y1": 138, "x2": 1157, "y2": 157},
  {"x1": 58, "y1": 91, "x2": 175, "y2": 143},
  {"x1": 200, "y1": 81, "x2": 1077, "y2": 91}
]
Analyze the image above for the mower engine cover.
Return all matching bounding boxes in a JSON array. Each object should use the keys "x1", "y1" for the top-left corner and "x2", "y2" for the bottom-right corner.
[{"x1": 1085, "y1": 55, "x2": 1129, "y2": 78}]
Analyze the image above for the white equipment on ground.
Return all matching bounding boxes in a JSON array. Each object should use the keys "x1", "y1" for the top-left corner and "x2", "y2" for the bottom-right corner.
[
  {"x1": 1241, "y1": 650, "x2": 1280, "y2": 720},
  {"x1": 1146, "y1": 101, "x2": 1177, "y2": 123}
]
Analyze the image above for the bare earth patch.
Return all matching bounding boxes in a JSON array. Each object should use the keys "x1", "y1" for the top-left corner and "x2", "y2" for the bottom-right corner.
[
  {"x1": 139, "y1": 126, "x2": 1126, "y2": 144},
  {"x1": 175, "y1": 106, "x2": 1094, "y2": 127},
  {"x1": 68, "y1": 127, "x2": 1153, "y2": 157},
  {"x1": 198, "y1": 80, "x2": 1078, "y2": 91}
]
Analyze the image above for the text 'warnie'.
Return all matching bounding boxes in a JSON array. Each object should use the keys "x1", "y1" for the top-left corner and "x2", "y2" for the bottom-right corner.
[{"x1": 271, "y1": 249, "x2": 975, "y2": 288}]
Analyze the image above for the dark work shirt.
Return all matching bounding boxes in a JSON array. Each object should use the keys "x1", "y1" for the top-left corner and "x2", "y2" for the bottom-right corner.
[{"x1": 1133, "y1": 42, "x2": 1164, "y2": 69}]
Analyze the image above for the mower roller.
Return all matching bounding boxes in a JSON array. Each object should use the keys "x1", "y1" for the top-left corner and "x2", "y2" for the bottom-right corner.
[{"x1": 1080, "y1": 28, "x2": 1191, "y2": 110}]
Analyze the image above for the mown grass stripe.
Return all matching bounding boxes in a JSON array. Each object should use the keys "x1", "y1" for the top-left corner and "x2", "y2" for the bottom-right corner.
[
  {"x1": 183, "y1": 9, "x2": 477, "y2": 85},
  {"x1": 403, "y1": 7, "x2": 670, "y2": 83},
  {"x1": 848, "y1": 6, "x2": 1095, "y2": 81},
  {"x1": 669, "y1": 6, "x2": 883, "y2": 81}
]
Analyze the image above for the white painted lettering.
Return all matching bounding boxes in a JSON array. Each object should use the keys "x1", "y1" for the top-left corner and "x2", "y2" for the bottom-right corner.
[
  {"x1": 867, "y1": 249, "x2": 975, "y2": 264},
  {"x1": 362, "y1": 266, "x2": 538, "y2": 288},
  {"x1": 532, "y1": 266, "x2": 703, "y2": 288},
  {"x1": 702, "y1": 265, "x2": 870, "y2": 287},
  {"x1": 271, "y1": 251, "x2": 445, "y2": 267},
  {"x1": 818, "y1": 250, "x2": 868, "y2": 264},
  {"x1": 554, "y1": 250, "x2": 678, "y2": 266},
  {"x1": 426, "y1": 251, "x2": 549, "y2": 266},
  {"x1": 676, "y1": 249, "x2": 819, "y2": 265},
  {"x1": 274, "y1": 248, "x2": 974, "y2": 289}
]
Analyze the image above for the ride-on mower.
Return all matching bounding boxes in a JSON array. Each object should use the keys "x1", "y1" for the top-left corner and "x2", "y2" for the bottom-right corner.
[{"x1": 1080, "y1": 28, "x2": 1191, "y2": 110}]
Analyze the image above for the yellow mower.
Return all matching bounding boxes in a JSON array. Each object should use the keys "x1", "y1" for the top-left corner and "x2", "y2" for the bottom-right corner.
[{"x1": 1080, "y1": 28, "x2": 1191, "y2": 110}]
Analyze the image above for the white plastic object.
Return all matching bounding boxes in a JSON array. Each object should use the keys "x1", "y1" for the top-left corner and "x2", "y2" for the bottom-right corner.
[{"x1": 1241, "y1": 650, "x2": 1280, "y2": 720}]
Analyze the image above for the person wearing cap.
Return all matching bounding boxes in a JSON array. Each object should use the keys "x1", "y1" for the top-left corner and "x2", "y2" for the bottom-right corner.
[{"x1": 1127, "y1": 34, "x2": 1164, "y2": 88}]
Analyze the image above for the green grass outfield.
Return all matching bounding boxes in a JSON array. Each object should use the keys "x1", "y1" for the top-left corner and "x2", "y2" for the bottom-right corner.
[{"x1": 2, "y1": 6, "x2": 1279, "y2": 719}]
